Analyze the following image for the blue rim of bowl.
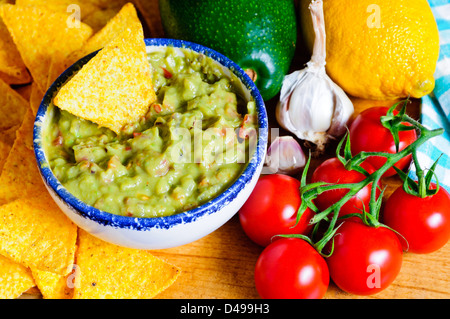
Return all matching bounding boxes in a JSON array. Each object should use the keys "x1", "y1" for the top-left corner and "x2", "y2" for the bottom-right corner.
[{"x1": 33, "y1": 38, "x2": 268, "y2": 231}]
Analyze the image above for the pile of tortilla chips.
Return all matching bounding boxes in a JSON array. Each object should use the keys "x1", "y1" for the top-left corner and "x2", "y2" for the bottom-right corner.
[{"x1": 0, "y1": 0, "x2": 180, "y2": 299}]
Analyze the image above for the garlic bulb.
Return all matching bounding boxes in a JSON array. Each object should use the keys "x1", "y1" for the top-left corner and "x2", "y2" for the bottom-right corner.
[
  {"x1": 276, "y1": 0, "x2": 353, "y2": 152},
  {"x1": 264, "y1": 136, "x2": 306, "y2": 175}
]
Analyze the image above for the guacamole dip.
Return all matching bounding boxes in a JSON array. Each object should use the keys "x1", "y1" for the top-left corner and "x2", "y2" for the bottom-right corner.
[{"x1": 44, "y1": 47, "x2": 258, "y2": 218}]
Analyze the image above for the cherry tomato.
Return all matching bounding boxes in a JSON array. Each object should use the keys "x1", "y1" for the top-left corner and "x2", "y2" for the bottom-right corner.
[
  {"x1": 382, "y1": 183, "x2": 450, "y2": 254},
  {"x1": 254, "y1": 237, "x2": 329, "y2": 299},
  {"x1": 311, "y1": 157, "x2": 381, "y2": 220},
  {"x1": 348, "y1": 107, "x2": 417, "y2": 177},
  {"x1": 239, "y1": 174, "x2": 314, "y2": 247},
  {"x1": 327, "y1": 221, "x2": 403, "y2": 295}
]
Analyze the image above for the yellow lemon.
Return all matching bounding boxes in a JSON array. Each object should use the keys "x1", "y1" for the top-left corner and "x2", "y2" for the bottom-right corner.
[{"x1": 299, "y1": 0, "x2": 440, "y2": 100}]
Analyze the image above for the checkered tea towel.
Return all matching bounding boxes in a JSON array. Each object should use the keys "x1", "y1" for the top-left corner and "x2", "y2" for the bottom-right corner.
[{"x1": 408, "y1": 0, "x2": 450, "y2": 192}]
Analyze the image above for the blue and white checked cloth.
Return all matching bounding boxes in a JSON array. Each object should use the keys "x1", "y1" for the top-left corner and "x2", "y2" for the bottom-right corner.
[{"x1": 409, "y1": 0, "x2": 450, "y2": 192}]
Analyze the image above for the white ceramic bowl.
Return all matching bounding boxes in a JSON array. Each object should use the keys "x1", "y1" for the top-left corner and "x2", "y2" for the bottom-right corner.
[{"x1": 33, "y1": 38, "x2": 268, "y2": 250}]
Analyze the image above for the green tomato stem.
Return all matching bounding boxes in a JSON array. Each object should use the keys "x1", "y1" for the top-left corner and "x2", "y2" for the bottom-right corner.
[{"x1": 296, "y1": 103, "x2": 444, "y2": 255}]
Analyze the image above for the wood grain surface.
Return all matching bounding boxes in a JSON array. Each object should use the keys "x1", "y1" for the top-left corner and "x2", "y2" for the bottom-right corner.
[{"x1": 21, "y1": 0, "x2": 449, "y2": 299}]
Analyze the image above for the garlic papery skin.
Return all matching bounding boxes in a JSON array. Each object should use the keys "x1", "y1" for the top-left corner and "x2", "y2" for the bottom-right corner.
[
  {"x1": 275, "y1": 0, "x2": 353, "y2": 152},
  {"x1": 264, "y1": 136, "x2": 306, "y2": 175}
]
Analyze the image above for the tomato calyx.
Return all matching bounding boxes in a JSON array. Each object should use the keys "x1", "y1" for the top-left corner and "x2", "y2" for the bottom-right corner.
[
  {"x1": 394, "y1": 149, "x2": 442, "y2": 199},
  {"x1": 380, "y1": 99, "x2": 417, "y2": 153},
  {"x1": 335, "y1": 129, "x2": 370, "y2": 176},
  {"x1": 381, "y1": 99, "x2": 442, "y2": 198},
  {"x1": 292, "y1": 98, "x2": 444, "y2": 256}
]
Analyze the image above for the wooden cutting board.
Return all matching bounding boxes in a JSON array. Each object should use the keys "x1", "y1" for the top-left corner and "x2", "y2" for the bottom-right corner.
[
  {"x1": 136, "y1": 0, "x2": 450, "y2": 299},
  {"x1": 20, "y1": 0, "x2": 448, "y2": 299}
]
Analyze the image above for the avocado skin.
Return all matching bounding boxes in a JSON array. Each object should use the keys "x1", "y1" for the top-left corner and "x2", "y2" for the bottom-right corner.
[{"x1": 159, "y1": 0, "x2": 297, "y2": 101}]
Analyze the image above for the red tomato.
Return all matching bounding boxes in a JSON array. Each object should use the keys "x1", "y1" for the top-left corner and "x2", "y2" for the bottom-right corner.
[
  {"x1": 311, "y1": 157, "x2": 381, "y2": 220},
  {"x1": 382, "y1": 184, "x2": 450, "y2": 254},
  {"x1": 327, "y1": 221, "x2": 403, "y2": 295},
  {"x1": 239, "y1": 174, "x2": 314, "y2": 247},
  {"x1": 349, "y1": 107, "x2": 417, "y2": 177},
  {"x1": 254, "y1": 237, "x2": 329, "y2": 299}
]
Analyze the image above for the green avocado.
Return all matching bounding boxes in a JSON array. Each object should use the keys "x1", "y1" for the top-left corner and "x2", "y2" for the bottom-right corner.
[{"x1": 159, "y1": 0, "x2": 297, "y2": 101}]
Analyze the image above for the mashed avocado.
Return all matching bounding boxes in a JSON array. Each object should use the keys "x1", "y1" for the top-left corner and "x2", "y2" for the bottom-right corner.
[{"x1": 44, "y1": 47, "x2": 258, "y2": 218}]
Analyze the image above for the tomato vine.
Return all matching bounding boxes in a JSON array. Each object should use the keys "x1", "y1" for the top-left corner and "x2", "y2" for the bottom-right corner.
[{"x1": 291, "y1": 99, "x2": 445, "y2": 256}]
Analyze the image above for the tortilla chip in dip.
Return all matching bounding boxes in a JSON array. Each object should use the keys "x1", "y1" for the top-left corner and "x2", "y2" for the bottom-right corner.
[
  {"x1": 73, "y1": 229, "x2": 180, "y2": 299},
  {"x1": 53, "y1": 25, "x2": 156, "y2": 134},
  {"x1": 65, "y1": 2, "x2": 142, "y2": 67}
]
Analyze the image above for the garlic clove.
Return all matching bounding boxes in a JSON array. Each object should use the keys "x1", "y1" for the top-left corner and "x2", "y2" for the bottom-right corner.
[
  {"x1": 275, "y1": 0, "x2": 354, "y2": 153},
  {"x1": 264, "y1": 136, "x2": 306, "y2": 175}
]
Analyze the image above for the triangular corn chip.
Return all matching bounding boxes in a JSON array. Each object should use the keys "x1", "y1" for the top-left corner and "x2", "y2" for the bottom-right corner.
[
  {"x1": 30, "y1": 81, "x2": 44, "y2": 115},
  {"x1": 0, "y1": 77, "x2": 29, "y2": 130},
  {"x1": 0, "y1": 195, "x2": 77, "y2": 275},
  {"x1": 53, "y1": 25, "x2": 156, "y2": 134},
  {"x1": 49, "y1": 3, "x2": 143, "y2": 87},
  {"x1": 31, "y1": 268, "x2": 73, "y2": 299},
  {"x1": 65, "y1": 2, "x2": 142, "y2": 67},
  {"x1": 0, "y1": 122, "x2": 18, "y2": 173},
  {"x1": 0, "y1": 108, "x2": 44, "y2": 205},
  {"x1": 14, "y1": 82, "x2": 32, "y2": 101},
  {"x1": 73, "y1": 229, "x2": 180, "y2": 299},
  {"x1": 0, "y1": 254, "x2": 35, "y2": 299},
  {"x1": 0, "y1": 16, "x2": 30, "y2": 84},
  {"x1": 15, "y1": 0, "x2": 98, "y2": 18},
  {"x1": 0, "y1": 4, "x2": 93, "y2": 92},
  {"x1": 0, "y1": 127, "x2": 16, "y2": 173}
]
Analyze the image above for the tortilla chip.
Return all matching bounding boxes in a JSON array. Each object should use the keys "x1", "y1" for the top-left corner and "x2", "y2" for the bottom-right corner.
[
  {"x1": 0, "y1": 124, "x2": 18, "y2": 145},
  {"x1": 0, "y1": 196, "x2": 77, "y2": 275},
  {"x1": 53, "y1": 25, "x2": 156, "y2": 134},
  {"x1": 46, "y1": 51, "x2": 68, "y2": 90},
  {"x1": 0, "y1": 135, "x2": 12, "y2": 172},
  {"x1": 0, "y1": 4, "x2": 93, "y2": 92},
  {"x1": 30, "y1": 81, "x2": 44, "y2": 115},
  {"x1": 0, "y1": 17, "x2": 31, "y2": 84},
  {"x1": 0, "y1": 109, "x2": 38, "y2": 203},
  {"x1": 0, "y1": 123, "x2": 17, "y2": 144},
  {"x1": 73, "y1": 229, "x2": 180, "y2": 299},
  {"x1": 31, "y1": 268, "x2": 73, "y2": 299},
  {"x1": 0, "y1": 78, "x2": 29, "y2": 130},
  {"x1": 0, "y1": 124, "x2": 18, "y2": 173},
  {"x1": 15, "y1": 0, "x2": 98, "y2": 18},
  {"x1": 46, "y1": 3, "x2": 144, "y2": 88},
  {"x1": 82, "y1": 0, "x2": 129, "y2": 23},
  {"x1": 0, "y1": 254, "x2": 35, "y2": 299},
  {"x1": 0, "y1": 139, "x2": 9, "y2": 172},
  {"x1": 81, "y1": 5, "x2": 122, "y2": 32},
  {"x1": 14, "y1": 83, "x2": 32, "y2": 101},
  {"x1": 65, "y1": 2, "x2": 142, "y2": 67},
  {"x1": 16, "y1": 0, "x2": 132, "y2": 33}
]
